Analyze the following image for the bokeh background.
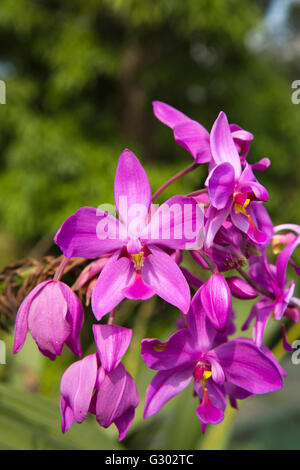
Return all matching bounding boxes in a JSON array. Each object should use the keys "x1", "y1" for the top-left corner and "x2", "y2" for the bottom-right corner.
[{"x1": 0, "y1": 0, "x2": 300, "y2": 450}]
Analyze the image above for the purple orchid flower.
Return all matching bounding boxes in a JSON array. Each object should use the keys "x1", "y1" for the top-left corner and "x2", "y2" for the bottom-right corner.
[
  {"x1": 13, "y1": 280, "x2": 84, "y2": 360},
  {"x1": 152, "y1": 101, "x2": 253, "y2": 164},
  {"x1": 141, "y1": 295, "x2": 283, "y2": 429},
  {"x1": 204, "y1": 111, "x2": 269, "y2": 248},
  {"x1": 55, "y1": 149, "x2": 203, "y2": 320},
  {"x1": 60, "y1": 324, "x2": 138, "y2": 440},
  {"x1": 243, "y1": 235, "x2": 300, "y2": 349}
]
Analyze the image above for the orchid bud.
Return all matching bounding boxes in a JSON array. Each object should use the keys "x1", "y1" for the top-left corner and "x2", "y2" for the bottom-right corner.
[
  {"x1": 227, "y1": 276, "x2": 258, "y2": 300},
  {"x1": 13, "y1": 280, "x2": 84, "y2": 360},
  {"x1": 200, "y1": 273, "x2": 232, "y2": 331}
]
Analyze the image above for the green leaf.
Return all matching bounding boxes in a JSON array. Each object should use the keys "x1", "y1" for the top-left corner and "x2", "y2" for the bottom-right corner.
[{"x1": 0, "y1": 384, "x2": 124, "y2": 450}]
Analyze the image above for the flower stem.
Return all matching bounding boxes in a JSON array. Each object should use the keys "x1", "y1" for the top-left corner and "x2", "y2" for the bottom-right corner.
[
  {"x1": 107, "y1": 309, "x2": 115, "y2": 325},
  {"x1": 53, "y1": 256, "x2": 69, "y2": 281},
  {"x1": 185, "y1": 188, "x2": 208, "y2": 198},
  {"x1": 235, "y1": 266, "x2": 273, "y2": 299},
  {"x1": 197, "y1": 250, "x2": 219, "y2": 274},
  {"x1": 151, "y1": 162, "x2": 199, "y2": 202}
]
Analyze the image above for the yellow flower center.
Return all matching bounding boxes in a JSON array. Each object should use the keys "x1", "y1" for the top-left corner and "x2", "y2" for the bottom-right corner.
[
  {"x1": 234, "y1": 198, "x2": 250, "y2": 216},
  {"x1": 201, "y1": 370, "x2": 212, "y2": 388},
  {"x1": 131, "y1": 251, "x2": 144, "y2": 270}
]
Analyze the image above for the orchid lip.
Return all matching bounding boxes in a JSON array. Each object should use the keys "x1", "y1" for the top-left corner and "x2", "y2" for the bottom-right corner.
[{"x1": 193, "y1": 360, "x2": 212, "y2": 385}]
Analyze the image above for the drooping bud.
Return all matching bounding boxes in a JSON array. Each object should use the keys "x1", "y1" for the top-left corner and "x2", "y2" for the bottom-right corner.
[
  {"x1": 227, "y1": 276, "x2": 258, "y2": 300},
  {"x1": 200, "y1": 273, "x2": 232, "y2": 331},
  {"x1": 13, "y1": 280, "x2": 84, "y2": 360}
]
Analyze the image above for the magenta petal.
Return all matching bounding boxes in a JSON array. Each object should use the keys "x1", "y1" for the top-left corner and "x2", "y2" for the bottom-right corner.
[
  {"x1": 207, "y1": 356, "x2": 225, "y2": 385},
  {"x1": 60, "y1": 396, "x2": 75, "y2": 433},
  {"x1": 200, "y1": 273, "x2": 232, "y2": 331},
  {"x1": 238, "y1": 164, "x2": 269, "y2": 202},
  {"x1": 231, "y1": 337, "x2": 287, "y2": 378},
  {"x1": 212, "y1": 340, "x2": 283, "y2": 394},
  {"x1": 123, "y1": 273, "x2": 155, "y2": 300},
  {"x1": 210, "y1": 111, "x2": 241, "y2": 179},
  {"x1": 144, "y1": 366, "x2": 193, "y2": 418},
  {"x1": 27, "y1": 281, "x2": 71, "y2": 358},
  {"x1": 206, "y1": 162, "x2": 235, "y2": 210},
  {"x1": 60, "y1": 282, "x2": 84, "y2": 357},
  {"x1": 75, "y1": 257, "x2": 110, "y2": 289},
  {"x1": 141, "y1": 246, "x2": 191, "y2": 313},
  {"x1": 274, "y1": 281, "x2": 295, "y2": 321},
  {"x1": 204, "y1": 201, "x2": 232, "y2": 249},
  {"x1": 54, "y1": 207, "x2": 123, "y2": 258},
  {"x1": 114, "y1": 149, "x2": 151, "y2": 228},
  {"x1": 252, "y1": 300, "x2": 273, "y2": 347},
  {"x1": 141, "y1": 195, "x2": 204, "y2": 250},
  {"x1": 227, "y1": 276, "x2": 258, "y2": 300},
  {"x1": 247, "y1": 203, "x2": 273, "y2": 247},
  {"x1": 60, "y1": 354, "x2": 98, "y2": 426},
  {"x1": 91, "y1": 252, "x2": 135, "y2": 320},
  {"x1": 141, "y1": 329, "x2": 194, "y2": 371},
  {"x1": 114, "y1": 408, "x2": 136, "y2": 441},
  {"x1": 196, "y1": 389, "x2": 224, "y2": 425},
  {"x1": 189, "y1": 290, "x2": 217, "y2": 353},
  {"x1": 95, "y1": 363, "x2": 139, "y2": 441},
  {"x1": 152, "y1": 100, "x2": 188, "y2": 128},
  {"x1": 276, "y1": 234, "x2": 300, "y2": 287},
  {"x1": 230, "y1": 209, "x2": 249, "y2": 235},
  {"x1": 93, "y1": 324, "x2": 132, "y2": 373},
  {"x1": 173, "y1": 120, "x2": 211, "y2": 163},
  {"x1": 251, "y1": 158, "x2": 271, "y2": 171},
  {"x1": 13, "y1": 281, "x2": 49, "y2": 354}
]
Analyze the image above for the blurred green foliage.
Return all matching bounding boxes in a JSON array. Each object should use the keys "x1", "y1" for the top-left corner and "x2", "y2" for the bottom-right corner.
[{"x1": 0, "y1": 0, "x2": 299, "y2": 258}]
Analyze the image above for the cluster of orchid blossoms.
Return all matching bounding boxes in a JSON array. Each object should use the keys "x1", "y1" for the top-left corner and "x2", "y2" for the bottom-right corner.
[{"x1": 13, "y1": 101, "x2": 300, "y2": 440}]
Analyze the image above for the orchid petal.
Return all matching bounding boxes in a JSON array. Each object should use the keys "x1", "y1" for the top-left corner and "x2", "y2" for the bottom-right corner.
[
  {"x1": 27, "y1": 280, "x2": 71, "y2": 358},
  {"x1": 114, "y1": 149, "x2": 151, "y2": 229},
  {"x1": 123, "y1": 273, "x2": 155, "y2": 300},
  {"x1": 95, "y1": 363, "x2": 139, "y2": 441},
  {"x1": 13, "y1": 281, "x2": 49, "y2": 354},
  {"x1": 173, "y1": 120, "x2": 211, "y2": 163},
  {"x1": 91, "y1": 252, "x2": 135, "y2": 320},
  {"x1": 227, "y1": 276, "x2": 258, "y2": 300},
  {"x1": 204, "y1": 201, "x2": 232, "y2": 249},
  {"x1": 189, "y1": 289, "x2": 217, "y2": 353},
  {"x1": 210, "y1": 111, "x2": 241, "y2": 179},
  {"x1": 60, "y1": 354, "x2": 97, "y2": 428},
  {"x1": 212, "y1": 340, "x2": 283, "y2": 394},
  {"x1": 93, "y1": 324, "x2": 132, "y2": 373},
  {"x1": 141, "y1": 246, "x2": 190, "y2": 313},
  {"x1": 152, "y1": 100, "x2": 188, "y2": 128},
  {"x1": 276, "y1": 235, "x2": 300, "y2": 287},
  {"x1": 144, "y1": 366, "x2": 193, "y2": 418},
  {"x1": 141, "y1": 329, "x2": 194, "y2": 371},
  {"x1": 142, "y1": 195, "x2": 203, "y2": 250},
  {"x1": 54, "y1": 207, "x2": 123, "y2": 258},
  {"x1": 196, "y1": 388, "x2": 224, "y2": 425},
  {"x1": 200, "y1": 273, "x2": 232, "y2": 331},
  {"x1": 60, "y1": 282, "x2": 84, "y2": 357},
  {"x1": 206, "y1": 162, "x2": 235, "y2": 210}
]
